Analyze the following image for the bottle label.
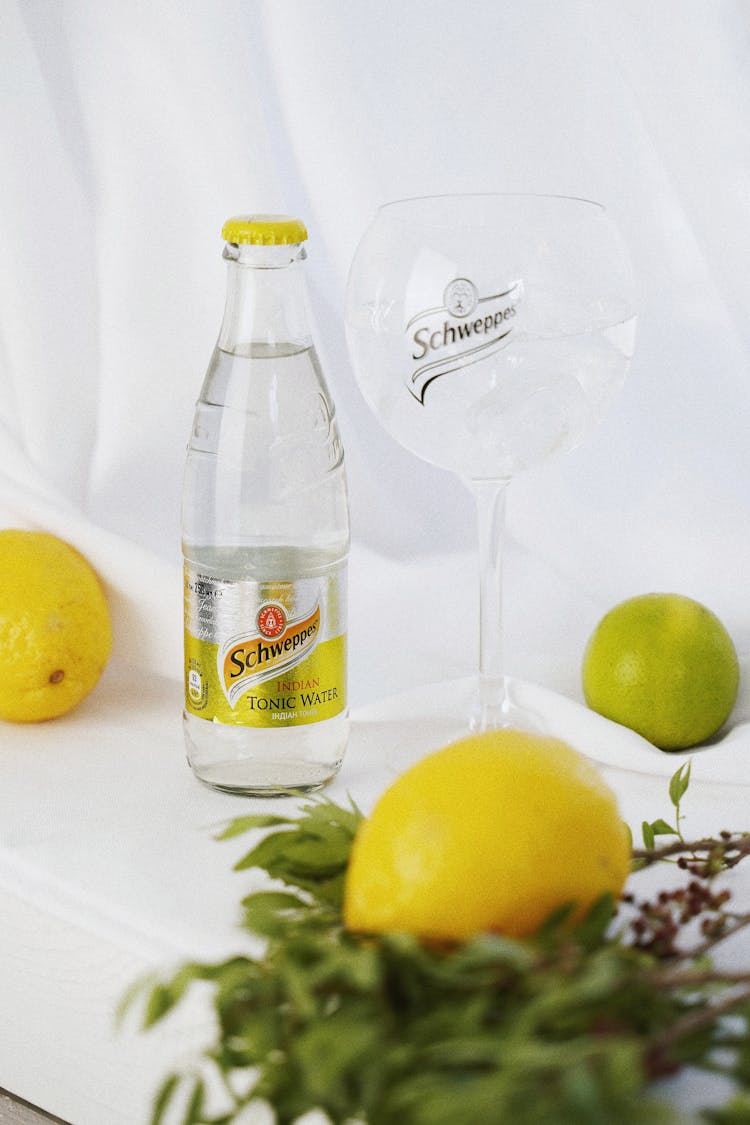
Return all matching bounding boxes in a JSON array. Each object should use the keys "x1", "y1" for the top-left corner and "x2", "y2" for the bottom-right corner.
[{"x1": 183, "y1": 562, "x2": 346, "y2": 728}]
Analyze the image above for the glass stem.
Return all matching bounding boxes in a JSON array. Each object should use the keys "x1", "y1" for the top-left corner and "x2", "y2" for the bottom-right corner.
[{"x1": 469, "y1": 478, "x2": 510, "y2": 731}]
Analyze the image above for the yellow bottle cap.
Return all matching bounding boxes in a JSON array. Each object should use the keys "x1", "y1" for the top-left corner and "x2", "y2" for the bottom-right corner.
[{"x1": 221, "y1": 214, "x2": 308, "y2": 245}]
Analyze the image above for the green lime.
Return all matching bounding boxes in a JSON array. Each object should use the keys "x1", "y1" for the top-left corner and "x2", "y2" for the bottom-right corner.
[{"x1": 582, "y1": 593, "x2": 739, "y2": 751}]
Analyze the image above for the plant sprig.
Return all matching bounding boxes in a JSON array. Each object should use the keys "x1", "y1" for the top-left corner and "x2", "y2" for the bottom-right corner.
[{"x1": 127, "y1": 769, "x2": 750, "y2": 1125}]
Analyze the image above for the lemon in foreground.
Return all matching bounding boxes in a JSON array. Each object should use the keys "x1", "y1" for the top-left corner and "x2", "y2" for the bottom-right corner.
[
  {"x1": 583, "y1": 593, "x2": 739, "y2": 751},
  {"x1": 343, "y1": 730, "x2": 630, "y2": 941},
  {"x1": 0, "y1": 530, "x2": 112, "y2": 722}
]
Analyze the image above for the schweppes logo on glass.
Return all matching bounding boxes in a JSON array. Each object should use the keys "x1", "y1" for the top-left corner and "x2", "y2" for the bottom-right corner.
[
  {"x1": 218, "y1": 601, "x2": 321, "y2": 708},
  {"x1": 406, "y1": 277, "x2": 522, "y2": 403}
]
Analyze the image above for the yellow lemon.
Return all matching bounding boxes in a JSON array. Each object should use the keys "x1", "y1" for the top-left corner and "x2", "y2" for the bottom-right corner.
[
  {"x1": 0, "y1": 530, "x2": 112, "y2": 722},
  {"x1": 343, "y1": 730, "x2": 630, "y2": 941},
  {"x1": 582, "y1": 593, "x2": 739, "y2": 751}
]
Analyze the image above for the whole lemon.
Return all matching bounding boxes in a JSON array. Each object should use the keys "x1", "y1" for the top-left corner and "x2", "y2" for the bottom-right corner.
[
  {"x1": 0, "y1": 530, "x2": 112, "y2": 722},
  {"x1": 343, "y1": 730, "x2": 630, "y2": 941},
  {"x1": 582, "y1": 593, "x2": 739, "y2": 751}
]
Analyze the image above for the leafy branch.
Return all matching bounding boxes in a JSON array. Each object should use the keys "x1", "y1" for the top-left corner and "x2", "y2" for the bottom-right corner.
[{"x1": 126, "y1": 770, "x2": 750, "y2": 1125}]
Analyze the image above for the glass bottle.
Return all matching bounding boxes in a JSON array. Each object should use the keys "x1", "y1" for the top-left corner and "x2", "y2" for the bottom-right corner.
[{"x1": 182, "y1": 215, "x2": 350, "y2": 795}]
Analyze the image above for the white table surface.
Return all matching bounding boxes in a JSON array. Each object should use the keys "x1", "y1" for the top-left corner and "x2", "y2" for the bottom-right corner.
[{"x1": 1, "y1": 660, "x2": 749, "y2": 1124}]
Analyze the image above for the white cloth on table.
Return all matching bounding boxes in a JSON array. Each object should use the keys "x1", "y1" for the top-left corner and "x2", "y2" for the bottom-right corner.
[{"x1": 1, "y1": 3, "x2": 750, "y2": 1122}]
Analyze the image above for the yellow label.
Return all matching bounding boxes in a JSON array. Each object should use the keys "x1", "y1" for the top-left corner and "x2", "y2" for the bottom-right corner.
[
  {"x1": 185, "y1": 632, "x2": 346, "y2": 727},
  {"x1": 183, "y1": 562, "x2": 346, "y2": 728}
]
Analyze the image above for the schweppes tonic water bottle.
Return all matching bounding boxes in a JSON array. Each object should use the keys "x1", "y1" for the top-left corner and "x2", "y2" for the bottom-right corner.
[{"x1": 182, "y1": 216, "x2": 350, "y2": 794}]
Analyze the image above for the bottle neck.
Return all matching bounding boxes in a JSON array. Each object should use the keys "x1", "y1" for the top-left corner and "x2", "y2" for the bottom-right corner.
[{"x1": 218, "y1": 242, "x2": 312, "y2": 354}]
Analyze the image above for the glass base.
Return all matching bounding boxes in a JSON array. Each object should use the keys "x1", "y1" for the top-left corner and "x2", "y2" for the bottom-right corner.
[
  {"x1": 469, "y1": 675, "x2": 547, "y2": 734},
  {"x1": 350, "y1": 676, "x2": 563, "y2": 790}
]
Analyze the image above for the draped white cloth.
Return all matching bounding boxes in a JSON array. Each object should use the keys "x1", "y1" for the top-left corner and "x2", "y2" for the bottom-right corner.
[
  {"x1": 1, "y1": 2, "x2": 750, "y2": 1120},
  {"x1": 2, "y1": 0, "x2": 749, "y2": 698}
]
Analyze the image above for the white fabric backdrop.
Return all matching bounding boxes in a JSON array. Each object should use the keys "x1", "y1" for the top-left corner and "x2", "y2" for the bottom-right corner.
[
  {"x1": 1, "y1": 0, "x2": 749, "y2": 706},
  {"x1": 3, "y1": 4, "x2": 750, "y2": 1120}
]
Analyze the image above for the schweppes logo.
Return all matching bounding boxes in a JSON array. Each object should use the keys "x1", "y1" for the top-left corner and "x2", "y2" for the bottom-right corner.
[
  {"x1": 218, "y1": 602, "x2": 321, "y2": 708},
  {"x1": 406, "y1": 277, "x2": 522, "y2": 403}
]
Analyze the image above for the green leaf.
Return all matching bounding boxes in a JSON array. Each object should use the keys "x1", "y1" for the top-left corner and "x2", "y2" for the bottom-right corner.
[
  {"x1": 292, "y1": 1007, "x2": 384, "y2": 1111},
  {"x1": 141, "y1": 962, "x2": 222, "y2": 1029},
  {"x1": 233, "y1": 829, "x2": 299, "y2": 872},
  {"x1": 143, "y1": 983, "x2": 176, "y2": 1028},
  {"x1": 116, "y1": 972, "x2": 158, "y2": 1027},
  {"x1": 444, "y1": 932, "x2": 536, "y2": 976},
  {"x1": 649, "y1": 819, "x2": 678, "y2": 837},
  {"x1": 572, "y1": 893, "x2": 617, "y2": 951},
  {"x1": 182, "y1": 1075, "x2": 205, "y2": 1125},
  {"x1": 230, "y1": 796, "x2": 361, "y2": 911},
  {"x1": 536, "y1": 901, "x2": 577, "y2": 938},
  {"x1": 623, "y1": 821, "x2": 633, "y2": 852},
  {"x1": 241, "y1": 890, "x2": 311, "y2": 937},
  {"x1": 669, "y1": 761, "x2": 691, "y2": 809},
  {"x1": 216, "y1": 814, "x2": 294, "y2": 840},
  {"x1": 642, "y1": 821, "x2": 656, "y2": 850},
  {"x1": 149, "y1": 1073, "x2": 180, "y2": 1125}
]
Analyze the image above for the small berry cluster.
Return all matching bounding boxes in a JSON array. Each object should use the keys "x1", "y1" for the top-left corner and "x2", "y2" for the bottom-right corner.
[{"x1": 623, "y1": 881, "x2": 733, "y2": 958}]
